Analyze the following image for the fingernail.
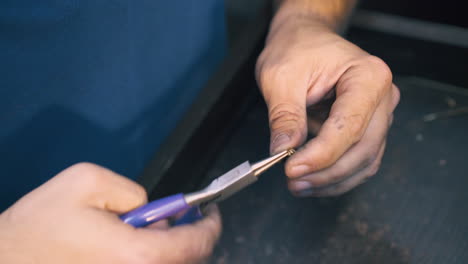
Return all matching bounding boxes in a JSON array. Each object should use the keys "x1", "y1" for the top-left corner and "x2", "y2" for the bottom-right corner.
[
  {"x1": 290, "y1": 180, "x2": 313, "y2": 191},
  {"x1": 270, "y1": 133, "x2": 291, "y2": 154},
  {"x1": 290, "y1": 165, "x2": 310, "y2": 176}
]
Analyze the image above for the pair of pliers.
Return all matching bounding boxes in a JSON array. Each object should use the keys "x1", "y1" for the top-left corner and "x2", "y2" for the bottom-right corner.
[{"x1": 120, "y1": 149, "x2": 295, "y2": 227}]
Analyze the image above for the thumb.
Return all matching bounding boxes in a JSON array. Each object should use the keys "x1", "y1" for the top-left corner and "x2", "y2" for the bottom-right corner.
[
  {"x1": 58, "y1": 163, "x2": 148, "y2": 213},
  {"x1": 266, "y1": 89, "x2": 308, "y2": 154}
]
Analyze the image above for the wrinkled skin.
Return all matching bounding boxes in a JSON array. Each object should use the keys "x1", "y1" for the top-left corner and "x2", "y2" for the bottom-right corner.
[
  {"x1": 0, "y1": 163, "x2": 221, "y2": 264},
  {"x1": 257, "y1": 15, "x2": 400, "y2": 197}
]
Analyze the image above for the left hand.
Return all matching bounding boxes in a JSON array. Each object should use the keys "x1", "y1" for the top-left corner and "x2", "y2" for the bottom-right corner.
[
  {"x1": 0, "y1": 163, "x2": 221, "y2": 264},
  {"x1": 256, "y1": 15, "x2": 400, "y2": 197}
]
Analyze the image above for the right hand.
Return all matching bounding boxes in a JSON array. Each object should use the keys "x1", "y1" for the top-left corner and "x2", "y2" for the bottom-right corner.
[
  {"x1": 0, "y1": 163, "x2": 221, "y2": 264},
  {"x1": 256, "y1": 15, "x2": 399, "y2": 197}
]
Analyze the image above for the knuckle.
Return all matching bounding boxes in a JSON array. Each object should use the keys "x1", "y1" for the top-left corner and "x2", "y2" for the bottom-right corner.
[
  {"x1": 65, "y1": 162, "x2": 108, "y2": 188},
  {"x1": 366, "y1": 55, "x2": 393, "y2": 84},
  {"x1": 80, "y1": 167, "x2": 107, "y2": 185},
  {"x1": 269, "y1": 103, "x2": 302, "y2": 124},
  {"x1": 269, "y1": 103, "x2": 305, "y2": 132},
  {"x1": 132, "y1": 184, "x2": 148, "y2": 204},
  {"x1": 352, "y1": 55, "x2": 393, "y2": 101},
  {"x1": 68, "y1": 162, "x2": 101, "y2": 174}
]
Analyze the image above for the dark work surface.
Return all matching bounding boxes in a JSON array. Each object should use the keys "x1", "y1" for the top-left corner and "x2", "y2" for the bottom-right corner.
[
  {"x1": 360, "y1": 0, "x2": 467, "y2": 28},
  {"x1": 207, "y1": 77, "x2": 468, "y2": 264},
  {"x1": 346, "y1": 27, "x2": 468, "y2": 89}
]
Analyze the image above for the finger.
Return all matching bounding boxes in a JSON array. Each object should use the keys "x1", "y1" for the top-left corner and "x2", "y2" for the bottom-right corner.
[
  {"x1": 137, "y1": 205, "x2": 222, "y2": 264},
  {"x1": 59, "y1": 162, "x2": 148, "y2": 213},
  {"x1": 289, "y1": 93, "x2": 393, "y2": 190},
  {"x1": 288, "y1": 137, "x2": 385, "y2": 191},
  {"x1": 286, "y1": 57, "x2": 392, "y2": 176},
  {"x1": 294, "y1": 140, "x2": 386, "y2": 197},
  {"x1": 258, "y1": 68, "x2": 309, "y2": 155}
]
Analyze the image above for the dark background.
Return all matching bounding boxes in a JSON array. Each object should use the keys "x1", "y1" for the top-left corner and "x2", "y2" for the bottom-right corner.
[{"x1": 361, "y1": 0, "x2": 467, "y2": 27}]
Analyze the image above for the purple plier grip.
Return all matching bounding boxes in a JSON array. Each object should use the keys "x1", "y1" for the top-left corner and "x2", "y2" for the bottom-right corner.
[{"x1": 119, "y1": 193, "x2": 190, "y2": 228}]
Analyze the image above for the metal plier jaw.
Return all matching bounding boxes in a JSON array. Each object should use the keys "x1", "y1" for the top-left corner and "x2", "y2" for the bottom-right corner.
[{"x1": 185, "y1": 149, "x2": 295, "y2": 206}]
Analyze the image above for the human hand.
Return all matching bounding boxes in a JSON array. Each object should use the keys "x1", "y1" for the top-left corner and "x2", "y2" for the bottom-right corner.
[
  {"x1": 0, "y1": 163, "x2": 221, "y2": 264},
  {"x1": 256, "y1": 15, "x2": 400, "y2": 197}
]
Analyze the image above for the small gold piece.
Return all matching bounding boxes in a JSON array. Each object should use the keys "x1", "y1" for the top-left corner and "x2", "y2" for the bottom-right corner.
[{"x1": 287, "y1": 148, "x2": 296, "y2": 156}]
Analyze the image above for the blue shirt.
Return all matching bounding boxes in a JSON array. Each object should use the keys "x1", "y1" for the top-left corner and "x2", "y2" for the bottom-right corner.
[{"x1": 0, "y1": 0, "x2": 226, "y2": 210}]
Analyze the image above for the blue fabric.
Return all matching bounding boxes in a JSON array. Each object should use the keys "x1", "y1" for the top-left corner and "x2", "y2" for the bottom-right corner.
[{"x1": 0, "y1": 0, "x2": 226, "y2": 210}]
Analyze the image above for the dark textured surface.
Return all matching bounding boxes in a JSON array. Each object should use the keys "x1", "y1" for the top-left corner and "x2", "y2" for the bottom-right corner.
[
  {"x1": 360, "y1": 0, "x2": 467, "y2": 28},
  {"x1": 346, "y1": 28, "x2": 468, "y2": 88},
  {"x1": 207, "y1": 76, "x2": 468, "y2": 264}
]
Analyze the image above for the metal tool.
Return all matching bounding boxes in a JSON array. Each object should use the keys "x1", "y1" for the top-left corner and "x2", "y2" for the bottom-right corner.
[{"x1": 120, "y1": 149, "x2": 295, "y2": 227}]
